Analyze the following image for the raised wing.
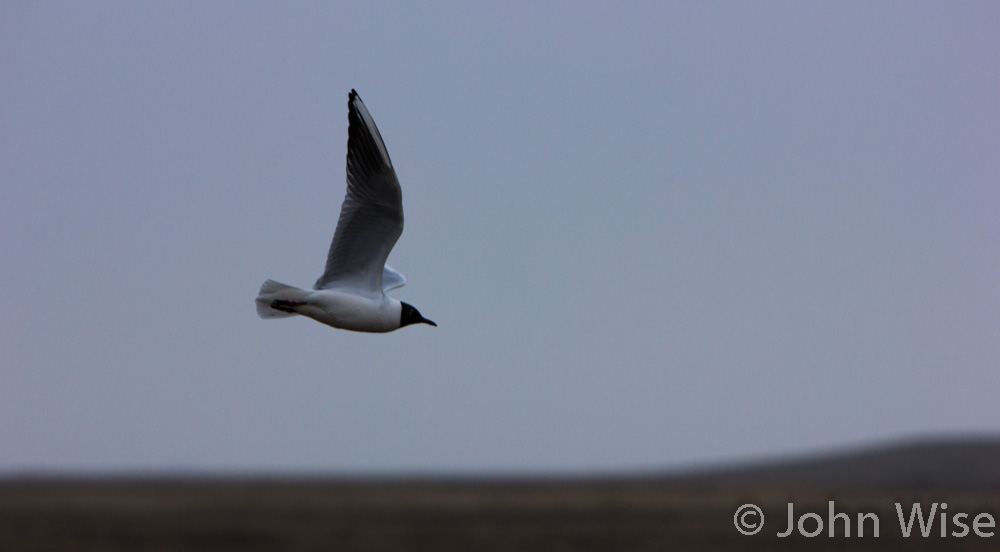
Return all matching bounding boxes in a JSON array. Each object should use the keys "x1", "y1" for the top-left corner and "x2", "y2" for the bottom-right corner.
[{"x1": 314, "y1": 90, "x2": 403, "y2": 294}]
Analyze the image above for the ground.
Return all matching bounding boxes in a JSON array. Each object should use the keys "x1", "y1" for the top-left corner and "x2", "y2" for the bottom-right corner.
[{"x1": 1, "y1": 477, "x2": 997, "y2": 551}]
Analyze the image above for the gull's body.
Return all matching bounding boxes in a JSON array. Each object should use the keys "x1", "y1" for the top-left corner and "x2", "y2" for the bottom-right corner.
[{"x1": 255, "y1": 90, "x2": 435, "y2": 333}]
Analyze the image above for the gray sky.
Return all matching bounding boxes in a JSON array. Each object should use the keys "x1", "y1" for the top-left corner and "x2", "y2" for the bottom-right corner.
[{"x1": 2, "y1": 2, "x2": 998, "y2": 474}]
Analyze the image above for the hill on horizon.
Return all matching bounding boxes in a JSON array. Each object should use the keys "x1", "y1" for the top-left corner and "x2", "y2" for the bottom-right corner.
[
  {"x1": 3, "y1": 434, "x2": 999, "y2": 552},
  {"x1": 674, "y1": 434, "x2": 1000, "y2": 489},
  {"x1": 4, "y1": 434, "x2": 999, "y2": 489}
]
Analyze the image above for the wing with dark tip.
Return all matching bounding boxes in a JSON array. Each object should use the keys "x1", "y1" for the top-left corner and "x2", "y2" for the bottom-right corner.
[{"x1": 314, "y1": 90, "x2": 403, "y2": 294}]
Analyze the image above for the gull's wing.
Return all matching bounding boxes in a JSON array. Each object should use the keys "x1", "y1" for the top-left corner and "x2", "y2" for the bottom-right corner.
[
  {"x1": 382, "y1": 265, "x2": 406, "y2": 293},
  {"x1": 314, "y1": 90, "x2": 403, "y2": 294}
]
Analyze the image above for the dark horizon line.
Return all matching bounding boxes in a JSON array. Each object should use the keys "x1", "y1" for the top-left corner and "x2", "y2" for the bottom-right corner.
[{"x1": 2, "y1": 431, "x2": 999, "y2": 484}]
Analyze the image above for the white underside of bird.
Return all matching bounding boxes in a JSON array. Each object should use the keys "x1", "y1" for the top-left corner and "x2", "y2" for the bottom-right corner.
[{"x1": 255, "y1": 90, "x2": 435, "y2": 333}]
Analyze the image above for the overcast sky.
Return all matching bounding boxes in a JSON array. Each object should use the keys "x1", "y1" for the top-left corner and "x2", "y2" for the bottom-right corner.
[{"x1": 2, "y1": 2, "x2": 998, "y2": 475}]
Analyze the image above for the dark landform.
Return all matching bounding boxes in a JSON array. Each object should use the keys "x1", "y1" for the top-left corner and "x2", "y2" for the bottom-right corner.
[{"x1": 2, "y1": 435, "x2": 998, "y2": 551}]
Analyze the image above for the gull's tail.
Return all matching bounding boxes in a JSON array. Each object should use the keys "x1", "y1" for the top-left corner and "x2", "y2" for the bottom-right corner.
[{"x1": 255, "y1": 280, "x2": 309, "y2": 319}]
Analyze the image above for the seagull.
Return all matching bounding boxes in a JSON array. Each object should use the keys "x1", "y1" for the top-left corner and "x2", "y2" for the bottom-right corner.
[{"x1": 255, "y1": 90, "x2": 436, "y2": 332}]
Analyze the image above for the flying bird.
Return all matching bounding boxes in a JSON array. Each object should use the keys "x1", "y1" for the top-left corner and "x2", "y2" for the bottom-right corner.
[{"x1": 255, "y1": 90, "x2": 436, "y2": 332}]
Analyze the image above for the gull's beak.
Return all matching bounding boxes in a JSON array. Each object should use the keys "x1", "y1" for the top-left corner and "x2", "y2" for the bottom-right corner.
[{"x1": 423, "y1": 318, "x2": 437, "y2": 327}]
